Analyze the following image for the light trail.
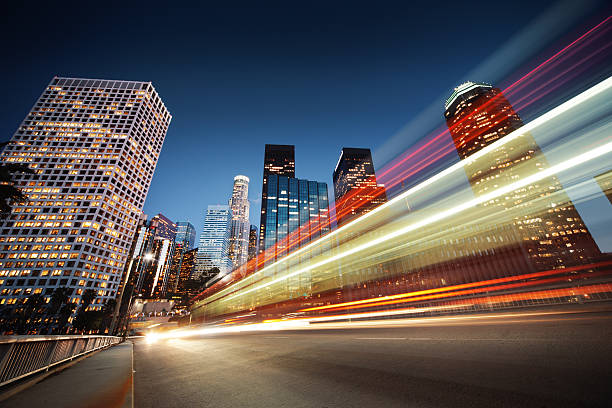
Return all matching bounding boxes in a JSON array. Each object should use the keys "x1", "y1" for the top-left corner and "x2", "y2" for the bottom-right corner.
[
  {"x1": 216, "y1": 76, "x2": 612, "y2": 304},
  {"x1": 195, "y1": 75, "x2": 612, "y2": 310},
  {"x1": 298, "y1": 260, "x2": 612, "y2": 312}
]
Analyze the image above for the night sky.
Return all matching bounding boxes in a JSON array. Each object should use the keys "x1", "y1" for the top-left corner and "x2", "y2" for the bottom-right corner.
[{"x1": 1, "y1": 0, "x2": 606, "y2": 239}]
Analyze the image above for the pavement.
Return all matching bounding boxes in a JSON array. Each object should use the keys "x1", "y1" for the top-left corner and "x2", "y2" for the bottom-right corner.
[
  {"x1": 132, "y1": 308, "x2": 612, "y2": 408},
  {"x1": 3, "y1": 342, "x2": 133, "y2": 408}
]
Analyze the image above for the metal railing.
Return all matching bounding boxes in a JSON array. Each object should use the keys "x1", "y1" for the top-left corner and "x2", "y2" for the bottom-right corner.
[{"x1": 0, "y1": 335, "x2": 123, "y2": 387}]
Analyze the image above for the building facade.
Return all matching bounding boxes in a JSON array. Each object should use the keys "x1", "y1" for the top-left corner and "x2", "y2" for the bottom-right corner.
[
  {"x1": 174, "y1": 222, "x2": 196, "y2": 251},
  {"x1": 444, "y1": 81, "x2": 601, "y2": 271},
  {"x1": 248, "y1": 225, "x2": 258, "y2": 261},
  {"x1": 195, "y1": 205, "x2": 232, "y2": 278},
  {"x1": 167, "y1": 221, "x2": 196, "y2": 293},
  {"x1": 259, "y1": 144, "x2": 295, "y2": 256},
  {"x1": 261, "y1": 174, "x2": 330, "y2": 262},
  {"x1": 228, "y1": 175, "x2": 250, "y2": 269},
  {"x1": 130, "y1": 214, "x2": 176, "y2": 299},
  {"x1": 332, "y1": 147, "x2": 387, "y2": 227},
  {"x1": 0, "y1": 77, "x2": 170, "y2": 310}
]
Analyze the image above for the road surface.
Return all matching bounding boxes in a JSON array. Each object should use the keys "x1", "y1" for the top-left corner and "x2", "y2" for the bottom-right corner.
[{"x1": 132, "y1": 307, "x2": 612, "y2": 407}]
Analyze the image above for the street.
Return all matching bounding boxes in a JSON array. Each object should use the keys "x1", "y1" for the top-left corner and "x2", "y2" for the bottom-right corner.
[{"x1": 133, "y1": 307, "x2": 612, "y2": 407}]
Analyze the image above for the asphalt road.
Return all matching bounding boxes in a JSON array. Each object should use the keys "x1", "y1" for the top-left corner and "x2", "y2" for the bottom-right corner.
[{"x1": 133, "y1": 307, "x2": 612, "y2": 408}]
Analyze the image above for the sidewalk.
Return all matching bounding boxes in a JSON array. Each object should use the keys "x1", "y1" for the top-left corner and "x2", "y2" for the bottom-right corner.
[{"x1": 3, "y1": 341, "x2": 133, "y2": 408}]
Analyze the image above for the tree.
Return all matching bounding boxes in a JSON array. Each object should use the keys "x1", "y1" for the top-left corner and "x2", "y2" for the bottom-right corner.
[
  {"x1": 46, "y1": 287, "x2": 73, "y2": 333},
  {"x1": 98, "y1": 299, "x2": 117, "y2": 334},
  {"x1": 72, "y1": 289, "x2": 100, "y2": 333},
  {"x1": 0, "y1": 141, "x2": 34, "y2": 218}
]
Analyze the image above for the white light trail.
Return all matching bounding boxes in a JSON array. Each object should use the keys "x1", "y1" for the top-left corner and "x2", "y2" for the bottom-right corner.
[{"x1": 201, "y1": 75, "x2": 612, "y2": 307}]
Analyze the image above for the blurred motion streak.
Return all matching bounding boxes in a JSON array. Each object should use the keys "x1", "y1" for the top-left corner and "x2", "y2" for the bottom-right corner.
[{"x1": 189, "y1": 17, "x2": 612, "y2": 327}]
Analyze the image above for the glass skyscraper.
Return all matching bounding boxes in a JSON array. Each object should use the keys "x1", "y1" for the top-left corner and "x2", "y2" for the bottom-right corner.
[
  {"x1": 228, "y1": 175, "x2": 250, "y2": 269},
  {"x1": 167, "y1": 221, "x2": 196, "y2": 293},
  {"x1": 131, "y1": 214, "x2": 177, "y2": 298},
  {"x1": 0, "y1": 77, "x2": 170, "y2": 310},
  {"x1": 333, "y1": 147, "x2": 387, "y2": 227},
  {"x1": 259, "y1": 144, "x2": 295, "y2": 256},
  {"x1": 174, "y1": 222, "x2": 196, "y2": 250},
  {"x1": 262, "y1": 174, "x2": 330, "y2": 262},
  {"x1": 195, "y1": 205, "x2": 232, "y2": 278}
]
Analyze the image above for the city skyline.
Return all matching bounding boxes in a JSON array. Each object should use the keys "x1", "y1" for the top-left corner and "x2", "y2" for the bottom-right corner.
[{"x1": 3, "y1": 1, "x2": 603, "y2": 243}]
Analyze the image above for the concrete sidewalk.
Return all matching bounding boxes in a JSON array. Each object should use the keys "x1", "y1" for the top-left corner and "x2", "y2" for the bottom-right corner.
[{"x1": 3, "y1": 341, "x2": 133, "y2": 408}]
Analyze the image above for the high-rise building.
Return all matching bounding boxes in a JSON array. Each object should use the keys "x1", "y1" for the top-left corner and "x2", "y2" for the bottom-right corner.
[
  {"x1": 167, "y1": 221, "x2": 196, "y2": 294},
  {"x1": 175, "y1": 247, "x2": 198, "y2": 303},
  {"x1": 228, "y1": 175, "x2": 250, "y2": 269},
  {"x1": 261, "y1": 174, "x2": 330, "y2": 262},
  {"x1": 130, "y1": 214, "x2": 176, "y2": 299},
  {"x1": 195, "y1": 205, "x2": 232, "y2": 278},
  {"x1": 333, "y1": 147, "x2": 387, "y2": 227},
  {"x1": 174, "y1": 222, "x2": 196, "y2": 250},
  {"x1": 0, "y1": 77, "x2": 170, "y2": 310},
  {"x1": 248, "y1": 225, "x2": 258, "y2": 261},
  {"x1": 444, "y1": 81, "x2": 600, "y2": 270},
  {"x1": 259, "y1": 144, "x2": 295, "y2": 255}
]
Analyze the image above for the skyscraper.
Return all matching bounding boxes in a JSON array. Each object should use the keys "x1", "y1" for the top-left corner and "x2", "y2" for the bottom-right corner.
[
  {"x1": 174, "y1": 222, "x2": 196, "y2": 251},
  {"x1": 228, "y1": 175, "x2": 250, "y2": 269},
  {"x1": 248, "y1": 225, "x2": 258, "y2": 261},
  {"x1": 0, "y1": 77, "x2": 170, "y2": 310},
  {"x1": 259, "y1": 144, "x2": 295, "y2": 255},
  {"x1": 131, "y1": 214, "x2": 177, "y2": 298},
  {"x1": 167, "y1": 221, "x2": 196, "y2": 294},
  {"x1": 261, "y1": 174, "x2": 330, "y2": 262},
  {"x1": 444, "y1": 81, "x2": 600, "y2": 270},
  {"x1": 333, "y1": 147, "x2": 387, "y2": 227},
  {"x1": 195, "y1": 205, "x2": 232, "y2": 278}
]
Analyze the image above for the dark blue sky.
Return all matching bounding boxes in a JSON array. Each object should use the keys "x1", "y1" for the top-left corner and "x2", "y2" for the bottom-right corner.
[{"x1": 1, "y1": 0, "x2": 604, "y2": 238}]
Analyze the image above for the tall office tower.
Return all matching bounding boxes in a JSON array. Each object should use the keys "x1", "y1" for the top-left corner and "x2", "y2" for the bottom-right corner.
[
  {"x1": 0, "y1": 77, "x2": 170, "y2": 310},
  {"x1": 167, "y1": 221, "x2": 196, "y2": 293},
  {"x1": 259, "y1": 144, "x2": 295, "y2": 256},
  {"x1": 228, "y1": 175, "x2": 250, "y2": 268},
  {"x1": 195, "y1": 205, "x2": 232, "y2": 279},
  {"x1": 248, "y1": 225, "x2": 258, "y2": 261},
  {"x1": 444, "y1": 81, "x2": 600, "y2": 270},
  {"x1": 175, "y1": 247, "x2": 198, "y2": 304},
  {"x1": 130, "y1": 214, "x2": 176, "y2": 299},
  {"x1": 261, "y1": 175, "x2": 330, "y2": 262},
  {"x1": 333, "y1": 147, "x2": 388, "y2": 227},
  {"x1": 174, "y1": 222, "x2": 196, "y2": 250}
]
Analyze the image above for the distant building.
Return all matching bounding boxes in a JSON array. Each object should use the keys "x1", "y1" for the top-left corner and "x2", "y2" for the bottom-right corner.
[
  {"x1": 248, "y1": 225, "x2": 258, "y2": 261},
  {"x1": 259, "y1": 144, "x2": 295, "y2": 256},
  {"x1": 195, "y1": 205, "x2": 232, "y2": 278},
  {"x1": 228, "y1": 176, "x2": 250, "y2": 269},
  {"x1": 333, "y1": 147, "x2": 387, "y2": 227},
  {"x1": 444, "y1": 81, "x2": 600, "y2": 270},
  {"x1": 0, "y1": 76, "x2": 170, "y2": 310},
  {"x1": 261, "y1": 175, "x2": 330, "y2": 262}
]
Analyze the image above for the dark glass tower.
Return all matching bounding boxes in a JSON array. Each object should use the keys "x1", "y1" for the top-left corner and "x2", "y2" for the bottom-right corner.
[
  {"x1": 248, "y1": 225, "x2": 258, "y2": 260},
  {"x1": 445, "y1": 81, "x2": 600, "y2": 270},
  {"x1": 262, "y1": 175, "x2": 329, "y2": 262},
  {"x1": 259, "y1": 145, "x2": 295, "y2": 255},
  {"x1": 333, "y1": 148, "x2": 387, "y2": 227}
]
